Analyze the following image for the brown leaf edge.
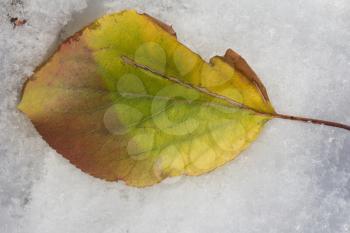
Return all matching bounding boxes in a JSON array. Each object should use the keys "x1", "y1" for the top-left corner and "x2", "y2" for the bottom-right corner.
[
  {"x1": 220, "y1": 49, "x2": 271, "y2": 103},
  {"x1": 143, "y1": 13, "x2": 177, "y2": 37}
]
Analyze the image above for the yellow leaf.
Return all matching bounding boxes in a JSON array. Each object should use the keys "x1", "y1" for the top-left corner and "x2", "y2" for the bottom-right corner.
[{"x1": 18, "y1": 10, "x2": 350, "y2": 187}]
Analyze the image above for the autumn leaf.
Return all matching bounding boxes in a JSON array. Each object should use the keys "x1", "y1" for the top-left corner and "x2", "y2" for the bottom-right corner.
[{"x1": 18, "y1": 10, "x2": 350, "y2": 187}]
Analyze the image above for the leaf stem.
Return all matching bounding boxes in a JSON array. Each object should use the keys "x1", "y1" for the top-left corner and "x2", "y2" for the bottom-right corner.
[{"x1": 266, "y1": 112, "x2": 350, "y2": 132}]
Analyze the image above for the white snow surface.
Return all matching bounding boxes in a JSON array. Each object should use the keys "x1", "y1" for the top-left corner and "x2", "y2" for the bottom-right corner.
[{"x1": 1, "y1": 0, "x2": 350, "y2": 232}]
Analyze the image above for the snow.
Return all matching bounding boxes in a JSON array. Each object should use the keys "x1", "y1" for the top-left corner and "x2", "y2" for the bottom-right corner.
[{"x1": 0, "y1": 0, "x2": 350, "y2": 232}]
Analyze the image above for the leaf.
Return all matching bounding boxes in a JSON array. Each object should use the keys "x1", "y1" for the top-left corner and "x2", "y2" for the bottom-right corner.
[{"x1": 17, "y1": 10, "x2": 350, "y2": 187}]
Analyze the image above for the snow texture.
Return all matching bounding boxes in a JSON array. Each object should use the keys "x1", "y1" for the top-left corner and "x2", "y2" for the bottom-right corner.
[{"x1": 1, "y1": 0, "x2": 350, "y2": 232}]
